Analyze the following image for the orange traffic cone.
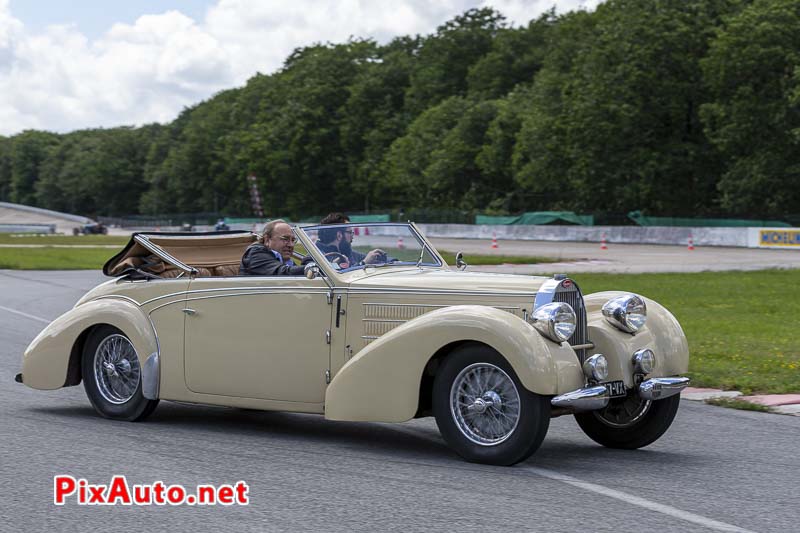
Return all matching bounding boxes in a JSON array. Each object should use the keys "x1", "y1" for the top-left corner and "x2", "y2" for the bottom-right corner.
[
  {"x1": 600, "y1": 233, "x2": 608, "y2": 250},
  {"x1": 491, "y1": 232, "x2": 499, "y2": 249},
  {"x1": 364, "y1": 226, "x2": 370, "y2": 236},
  {"x1": 397, "y1": 236, "x2": 405, "y2": 249},
  {"x1": 688, "y1": 234, "x2": 695, "y2": 251}
]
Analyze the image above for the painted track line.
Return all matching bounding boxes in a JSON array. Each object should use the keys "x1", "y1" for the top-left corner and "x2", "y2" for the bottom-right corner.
[
  {"x1": 525, "y1": 466, "x2": 753, "y2": 533},
  {"x1": 0, "y1": 304, "x2": 51, "y2": 324}
]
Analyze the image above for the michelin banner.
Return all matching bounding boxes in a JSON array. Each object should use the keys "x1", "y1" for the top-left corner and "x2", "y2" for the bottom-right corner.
[{"x1": 751, "y1": 228, "x2": 800, "y2": 248}]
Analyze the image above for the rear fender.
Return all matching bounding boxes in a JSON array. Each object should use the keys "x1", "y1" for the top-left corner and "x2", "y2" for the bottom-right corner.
[
  {"x1": 325, "y1": 305, "x2": 583, "y2": 423},
  {"x1": 21, "y1": 298, "x2": 157, "y2": 390}
]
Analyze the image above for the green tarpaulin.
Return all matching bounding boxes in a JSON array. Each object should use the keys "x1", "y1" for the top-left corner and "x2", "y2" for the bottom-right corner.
[
  {"x1": 348, "y1": 214, "x2": 391, "y2": 223},
  {"x1": 476, "y1": 212, "x2": 594, "y2": 226},
  {"x1": 628, "y1": 211, "x2": 790, "y2": 227}
]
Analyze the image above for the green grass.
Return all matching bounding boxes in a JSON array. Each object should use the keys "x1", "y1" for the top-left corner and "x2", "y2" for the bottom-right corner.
[
  {"x1": 0, "y1": 247, "x2": 113, "y2": 269},
  {"x1": 574, "y1": 270, "x2": 800, "y2": 395},
  {"x1": 0, "y1": 234, "x2": 129, "y2": 245},
  {"x1": 438, "y1": 250, "x2": 559, "y2": 265},
  {"x1": 705, "y1": 398, "x2": 772, "y2": 412}
]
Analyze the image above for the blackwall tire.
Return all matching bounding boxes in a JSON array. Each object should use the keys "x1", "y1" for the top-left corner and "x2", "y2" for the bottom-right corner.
[
  {"x1": 574, "y1": 393, "x2": 680, "y2": 449},
  {"x1": 81, "y1": 325, "x2": 158, "y2": 422},
  {"x1": 432, "y1": 344, "x2": 550, "y2": 466}
]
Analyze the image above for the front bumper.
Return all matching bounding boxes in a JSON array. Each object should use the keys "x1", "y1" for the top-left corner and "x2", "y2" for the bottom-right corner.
[
  {"x1": 638, "y1": 376, "x2": 691, "y2": 400},
  {"x1": 551, "y1": 376, "x2": 691, "y2": 412}
]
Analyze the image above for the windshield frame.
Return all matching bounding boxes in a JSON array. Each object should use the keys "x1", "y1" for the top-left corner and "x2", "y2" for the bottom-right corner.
[{"x1": 295, "y1": 222, "x2": 445, "y2": 275}]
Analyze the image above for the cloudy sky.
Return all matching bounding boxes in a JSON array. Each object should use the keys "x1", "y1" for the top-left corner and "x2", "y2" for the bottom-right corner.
[{"x1": 0, "y1": 0, "x2": 599, "y2": 136}]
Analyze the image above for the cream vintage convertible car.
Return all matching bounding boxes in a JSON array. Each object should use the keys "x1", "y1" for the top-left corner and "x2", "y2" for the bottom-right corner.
[{"x1": 17, "y1": 223, "x2": 689, "y2": 465}]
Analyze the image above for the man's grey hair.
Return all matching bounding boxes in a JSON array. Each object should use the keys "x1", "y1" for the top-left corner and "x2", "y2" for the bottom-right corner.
[{"x1": 260, "y1": 219, "x2": 287, "y2": 242}]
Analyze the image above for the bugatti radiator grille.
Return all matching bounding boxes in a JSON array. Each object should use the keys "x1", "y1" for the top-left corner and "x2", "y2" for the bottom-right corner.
[{"x1": 552, "y1": 285, "x2": 588, "y2": 363}]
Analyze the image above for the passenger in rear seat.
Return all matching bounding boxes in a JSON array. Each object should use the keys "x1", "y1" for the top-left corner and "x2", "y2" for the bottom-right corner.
[{"x1": 239, "y1": 219, "x2": 306, "y2": 276}]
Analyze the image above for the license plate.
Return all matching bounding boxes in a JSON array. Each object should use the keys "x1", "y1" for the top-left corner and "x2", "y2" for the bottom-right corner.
[{"x1": 604, "y1": 380, "x2": 626, "y2": 398}]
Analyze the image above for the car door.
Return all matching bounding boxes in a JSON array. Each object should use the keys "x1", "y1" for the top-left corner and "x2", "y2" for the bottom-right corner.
[{"x1": 183, "y1": 275, "x2": 333, "y2": 403}]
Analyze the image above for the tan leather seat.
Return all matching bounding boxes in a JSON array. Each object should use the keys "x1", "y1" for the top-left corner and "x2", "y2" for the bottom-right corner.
[{"x1": 213, "y1": 264, "x2": 240, "y2": 277}]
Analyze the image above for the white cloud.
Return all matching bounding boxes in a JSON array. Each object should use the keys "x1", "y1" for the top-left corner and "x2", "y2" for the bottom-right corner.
[{"x1": 0, "y1": 0, "x2": 600, "y2": 136}]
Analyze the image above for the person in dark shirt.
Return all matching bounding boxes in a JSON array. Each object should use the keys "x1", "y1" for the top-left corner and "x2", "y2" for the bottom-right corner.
[
  {"x1": 318, "y1": 212, "x2": 386, "y2": 267},
  {"x1": 240, "y1": 219, "x2": 306, "y2": 276}
]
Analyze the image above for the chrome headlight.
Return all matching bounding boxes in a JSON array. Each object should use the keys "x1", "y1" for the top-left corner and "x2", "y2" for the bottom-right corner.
[
  {"x1": 583, "y1": 354, "x2": 609, "y2": 381},
  {"x1": 529, "y1": 302, "x2": 576, "y2": 342},
  {"x1": 602, "y1": 294, "x2": 647, "y2": 333},
  {"x1": 632, "y1": 348, "x2": 656, "y2": 374}
]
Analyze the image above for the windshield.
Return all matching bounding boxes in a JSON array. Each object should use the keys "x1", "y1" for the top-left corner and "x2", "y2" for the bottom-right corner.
[{"x1": 299, "y1": 223, "x2": 442, "y2": 272}]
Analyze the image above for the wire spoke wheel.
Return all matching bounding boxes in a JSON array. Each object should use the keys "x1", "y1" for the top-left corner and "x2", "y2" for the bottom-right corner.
[
  {"x1": 450, "y1": 363, "x2": 521, "y2": 446},
  {"x1": 593, "y1": 393, "x2": 652, "y2": 428},
  {"x1": 93, "y1": 334, "x2": 140, "y2": 405}
]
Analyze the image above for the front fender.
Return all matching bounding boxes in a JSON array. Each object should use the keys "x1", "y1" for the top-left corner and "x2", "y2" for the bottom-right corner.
[
  {"x1": 325, "y1": 305, "x2": 583, "y2": 423},
  {"x1": 584, "y1": 291, "x2": 689, "y2": 388},
  {"x1": 21, "y1": 297, "x2": 158, "y2": 390}
]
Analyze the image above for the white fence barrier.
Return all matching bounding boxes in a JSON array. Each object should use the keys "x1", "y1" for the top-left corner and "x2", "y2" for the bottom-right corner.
[{"x1": 418, "y1": 224, "x2": 799, "y2": 249}]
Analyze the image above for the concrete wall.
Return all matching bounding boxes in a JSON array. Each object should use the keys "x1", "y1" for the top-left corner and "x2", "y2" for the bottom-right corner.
[
  {"x1": 0, "y1": 223, "x2": 56, "y2": 234},
  {"x1": 417, "y1": 224, "x2": 775, "y2": 248},
  {"x1": 0, "y1": 202, "x2": 91, "y2": 234}
]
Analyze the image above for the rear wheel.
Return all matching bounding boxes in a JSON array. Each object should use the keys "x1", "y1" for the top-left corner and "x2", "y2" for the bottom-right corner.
[
  {"x1": 574, "y1": 393, "x2": 680, "y2": 449},
  {"x1": 432, "y1": 344, "x2": 550, "y2": 466},
  {"x1": 81, "y1": 325, "x2": 158, "y2": 421}
]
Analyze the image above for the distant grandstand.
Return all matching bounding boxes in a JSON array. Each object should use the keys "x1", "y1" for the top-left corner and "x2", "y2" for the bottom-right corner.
[{"x1": 0, "y1": 202, "x2": 93, "y2": 234}]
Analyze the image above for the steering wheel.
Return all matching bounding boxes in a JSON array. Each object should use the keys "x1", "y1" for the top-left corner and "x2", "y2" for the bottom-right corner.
[{"x1": 324, "y1": 252, "x2": 350, "y2": 269}]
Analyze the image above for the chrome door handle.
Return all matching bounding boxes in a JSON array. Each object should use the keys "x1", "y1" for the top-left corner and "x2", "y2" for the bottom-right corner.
[{"x1": 183, "y1": 308, "x2": 197, "y2": 315}]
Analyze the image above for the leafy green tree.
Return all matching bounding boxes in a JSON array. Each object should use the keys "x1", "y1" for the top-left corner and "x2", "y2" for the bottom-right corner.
[
  {"x1": 425, "y1": 99, "x2": 500, "y2": 209},
  {"x1": 341, "y1": 37, "x2": 419, "y2": 212},
  {"x1": 0, "y1": 137, "x2": 11, "y2": 201},
  {"x1": 515, "y1": 1, "x2": 734, "y2": 215},
  {"x1": 467, "y1": 12, "x2": 555, "y2": 100},
  {"x1": 701, "y1": 0, "x2": 800, "y2": 216},
  {"x1": 9, "y1": 130, "x2": 60, "y2": 206},
  {"x1": 406, "y1": 8, "x2": 506, "y2": 114},
  {"x1": 383, "y1": 96, "x2": 468, "y2": 207}
]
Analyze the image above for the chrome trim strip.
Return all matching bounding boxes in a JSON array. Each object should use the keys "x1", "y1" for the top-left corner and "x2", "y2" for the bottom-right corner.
[
  {"x1": 361, "y1": 302, "x2": 521, "y2": 310},
  {"x1": 361, "y1": 336, "x2": 380, "y2": 340},
  {"x1": 551, "y1": 385, "x2": 609, "y2": 411},
  {"x1": 533, "y1": 279, "x2": 560, "y2": 309},
  {"x1": 571, "y1": 343, "x2": 595, "y2": 351},
  {"x1": 141, "y1": 285, "x2": 329, "y2": 305},
  {"x1": 362, "y1": 318, "x2": 407, "y2": 324},
  {"x1": 148, "y1": 298, "x2": 190, "y2": 314},
  {"x1": 142, "y1": 352, "x2": 160, "y2": 400},
  {"x1": 349, "y1": 288, "x2": 536, "y2": 297},
  {"x1": 183, "y1": 291, "x2": 331, "y2": 304},
  {"x1": 93, "y1": 294, "x2": 143, "y2": 307},
  {"x1": 638, "y1": 377, "x2": 690, "y2": 400},
  {"x1": 142, "y1": 286, "x2": 534, "y2": 306}
]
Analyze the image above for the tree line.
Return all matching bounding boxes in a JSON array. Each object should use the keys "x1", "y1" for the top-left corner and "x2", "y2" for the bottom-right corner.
[{"x1": 0, "y1": 0, "x2": 798, "y2": 222}]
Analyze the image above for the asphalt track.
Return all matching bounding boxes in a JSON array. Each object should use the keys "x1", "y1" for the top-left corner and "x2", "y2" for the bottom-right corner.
[
  {"x1": 427, "y1": 237, "x2": 800, "y2": 273},
  {"x1": 2, "y1": 262, "x2": 799, "y2": 532}
]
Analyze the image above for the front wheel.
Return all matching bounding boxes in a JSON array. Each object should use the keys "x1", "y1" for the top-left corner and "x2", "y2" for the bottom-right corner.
[
  {"x1": 574, "y1": 393, "x2": 680, "y2": 449},
  {"x1": 81, "y1": 325, "x2": 159, "y2": 421},
  {"x1": 432, "y1": 344, "x2": 550, "y2": 466}
]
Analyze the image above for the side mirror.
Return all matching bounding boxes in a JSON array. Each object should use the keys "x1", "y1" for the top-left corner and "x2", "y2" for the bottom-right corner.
[
  {"x1": 304, "y1": 262, "x2": 321, "y2": 279},
  {"x1": 455, "y1": 251, "x2": 467, "y2": 271}
]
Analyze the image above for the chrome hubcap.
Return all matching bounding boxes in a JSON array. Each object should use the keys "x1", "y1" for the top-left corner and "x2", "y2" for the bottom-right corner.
[
  {"x1": 594, "y1": 393, "x2": 652, "y2": 428},
  {"x1": 450, "y1": 363, "x2": 521, "y2": 446},
  {"x1": 93, "y1": 334, "x2": 140, "y2": 405}
]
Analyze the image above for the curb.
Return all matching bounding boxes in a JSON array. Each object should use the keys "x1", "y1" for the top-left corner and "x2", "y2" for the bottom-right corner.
[{"x1": 682, "y1": 388, "x2": 800, "y2": 416}]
